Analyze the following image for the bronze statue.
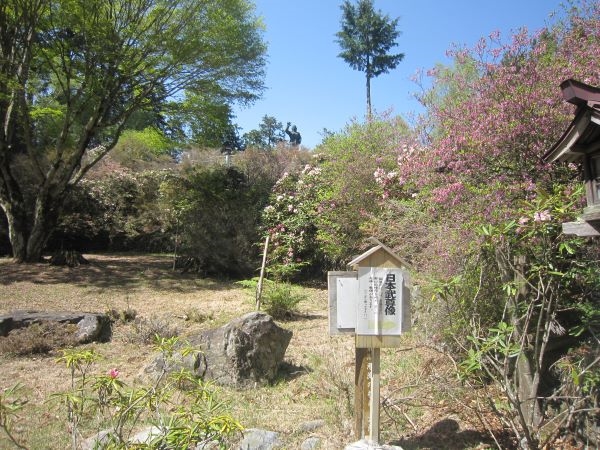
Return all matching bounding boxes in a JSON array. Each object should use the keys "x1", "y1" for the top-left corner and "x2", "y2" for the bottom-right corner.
[{"x1": 285, "y1": 122, "x2": 301, "y2": 146}]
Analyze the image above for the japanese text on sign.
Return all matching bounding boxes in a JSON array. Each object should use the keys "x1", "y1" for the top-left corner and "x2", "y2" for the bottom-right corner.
[{"x1": 356, "y1": 267, "x2": 403, "y2": 335}]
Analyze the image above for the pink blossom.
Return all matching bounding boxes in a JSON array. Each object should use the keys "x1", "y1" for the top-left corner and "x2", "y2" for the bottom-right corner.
[
  {"x1": 109, "y1": 368, "x2": 120, "y2": 379},
  {"x1": 533, "y1": 210, "x2": 551, "y2": 222}
]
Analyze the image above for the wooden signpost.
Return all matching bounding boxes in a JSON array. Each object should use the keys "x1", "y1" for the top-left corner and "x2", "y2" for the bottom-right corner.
[{"x1": 328, "y1": 238, "x2": 411, "y2": 445}]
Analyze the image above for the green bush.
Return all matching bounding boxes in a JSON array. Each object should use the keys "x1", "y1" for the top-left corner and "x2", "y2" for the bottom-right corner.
[
  {"x1": 238, "y1": 278, "x2": 306, "y2": 319},
  {"x1": 447, "y1": 186, "x2": 600, "y2": 449},
  {"x1": 261, "y1": 281, "x2": 306, "y2": 319},
  {"x1": 160, "y1": 166, "x2": 270, "y2": 278},
  {"x1": 52, "y1": 340, "x2": 242, "y2": 449}
]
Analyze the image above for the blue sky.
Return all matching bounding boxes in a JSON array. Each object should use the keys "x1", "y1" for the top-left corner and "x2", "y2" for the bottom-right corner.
[{"x1": 234, "y1": 0, "x2": 567, "y2": 149}]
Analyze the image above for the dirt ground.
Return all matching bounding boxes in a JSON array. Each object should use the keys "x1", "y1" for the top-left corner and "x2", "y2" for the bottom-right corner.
[{"x1": 0, "y1": 254, "x2": 503, "y2": 449}]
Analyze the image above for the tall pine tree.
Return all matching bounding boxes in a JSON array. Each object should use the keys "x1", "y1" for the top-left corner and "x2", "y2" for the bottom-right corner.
[{"x1": 336, "y1": 0, "x2": 404, "y2": 117}]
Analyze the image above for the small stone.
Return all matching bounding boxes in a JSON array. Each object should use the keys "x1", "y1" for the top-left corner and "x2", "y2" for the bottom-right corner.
[
  {"x1": 130, "y1": 426, "x2": 163, "y2": 444},
  {"x1": 81, "y1": 429, "x2": 114, "y2": 450},
  {"x1": 301, "y1": 436, "x2": 322, "y2": 450},
  {"x1": 344, "y1": 439, "x2": 404, "y2": 450},
  {"x1": 298, "y1": 419, "x2": 326, "y2": 433},
  {"x1": 235, "y1": 428, "x2": 282, "y2": 449}
]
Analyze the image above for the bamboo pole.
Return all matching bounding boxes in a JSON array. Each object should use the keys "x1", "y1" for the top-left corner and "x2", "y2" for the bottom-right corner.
[{"x1": 255, "y1": 234, "x2": 270, "y2": 310}]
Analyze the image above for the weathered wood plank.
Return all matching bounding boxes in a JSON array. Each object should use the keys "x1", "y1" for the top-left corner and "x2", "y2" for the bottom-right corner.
[
  {"x1": 355, "y1": 335, "x2": 403, "y2": 348},
  {"x1": 354, "y1": 347, "x2": 370, "y2": 440},
  {"x1": 328, "y1": 271, "x2": 357, "y2": 335},
  {"x1": 369, "y1": 348, "x2": 381, "y2": 444},
  {"x1": 562, "y1": 221, "x2": 600, "y2": 236}
]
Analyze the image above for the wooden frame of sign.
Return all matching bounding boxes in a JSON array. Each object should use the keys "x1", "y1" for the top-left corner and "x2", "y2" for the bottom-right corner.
[{"x1": 345, "y1": 238, "x2": 412, "y2": 444}]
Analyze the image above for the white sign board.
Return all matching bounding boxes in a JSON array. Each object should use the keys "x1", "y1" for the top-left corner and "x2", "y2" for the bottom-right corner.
[
  {"x1": 337, "y1": 277, "x2": 358, "y2": 328},
  {"x1": 328, "y1": 271, "x2": 358, "y2": 335},
  {"x1": 356, "y1": 267, "x2": 404, "y2": 335}
]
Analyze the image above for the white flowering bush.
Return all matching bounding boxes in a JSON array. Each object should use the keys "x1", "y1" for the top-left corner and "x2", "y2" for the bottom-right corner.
[{"x1": 261, "y1": 164, "x2": 325, "y2": 280}]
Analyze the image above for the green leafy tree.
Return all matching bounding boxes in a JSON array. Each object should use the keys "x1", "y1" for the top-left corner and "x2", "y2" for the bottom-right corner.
[
  {"x1": 166, "y1": 91, "x2": 238, "y2": 148},
  {"x1": 243, "y1": 115, "x2": 285, "y2": 149},
  {"x1": 0, "y1": 0, "x2": 266, "y2": 262},
  {"x1": 109, "y1": 127, "x2": 176, "y2": 170},
  {"x1": 313, "y1": 116, "x2": 410, "y2": 266},
  {"x1": 336, "y1": 0, "x2": 404, "y2": 117}
]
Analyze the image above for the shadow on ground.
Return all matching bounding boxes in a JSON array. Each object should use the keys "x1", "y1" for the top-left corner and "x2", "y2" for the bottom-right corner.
[
  {"x1": 389, "y1": 419, "x2": 496, "y2": 450},
  {"x1": 276, "y1": 361, "x2": 312, "y2": 383},
  {"x1": 0, "y1": 254, "x2": 234, "y2": 293}
]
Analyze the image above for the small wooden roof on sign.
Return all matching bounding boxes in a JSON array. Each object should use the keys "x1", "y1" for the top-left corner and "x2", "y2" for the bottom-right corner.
[{"x1": 347, "y1": 237, "x2": 411, "y2": 270}]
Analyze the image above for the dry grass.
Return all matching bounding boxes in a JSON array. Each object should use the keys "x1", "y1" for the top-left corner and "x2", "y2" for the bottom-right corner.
[{"x1": 0, "y1": 254, "x2": 496, "y2": 450}]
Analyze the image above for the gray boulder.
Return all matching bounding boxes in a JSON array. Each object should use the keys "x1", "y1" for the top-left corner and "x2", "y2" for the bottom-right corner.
[
  {"x1": 144, "y1": 311, "x2": 292, "y2": 388},
  {"x1": 0, "y1": 310, "x2": 111, "y2": 343}
]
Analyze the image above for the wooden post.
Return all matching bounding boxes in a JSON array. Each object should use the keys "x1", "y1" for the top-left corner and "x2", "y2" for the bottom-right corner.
[
  {"x1": 255, "y1": 234, "x2": 270, "y2": 310},
  {"x1": 369, "y1": 347, "x2": 381, "y2": 444},
  {"x1": 354, "y1": 347, "x2": 370, "y2": 440},
  {"x1": 335, "y1": 240, "x2": 411, "y2": 444},
  {"x1": 354, "y1": 346, "x2": 381, "y2": 444}
]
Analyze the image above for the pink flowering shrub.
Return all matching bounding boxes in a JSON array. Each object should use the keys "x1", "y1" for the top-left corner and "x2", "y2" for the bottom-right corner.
[
  {"x1": 260, "y1": 116, "x2": 415, "y2": 275},
  {"x1": 394, "y1": 7, "x2": 600, "y2": 444},
  {"x1": 372, "y1": 0, "x2": 600, "y2": 277}
]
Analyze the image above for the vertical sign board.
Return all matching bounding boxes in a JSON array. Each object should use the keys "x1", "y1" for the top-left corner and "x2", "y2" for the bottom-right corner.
[
  {"x1": 337, "y1": 276, "x2": 358, "y2": 329},
  {"x1": 356, "y1": 267, "x2": 403, "y2": 336},
  {"x1": 328, "y1": 267, "x2": 411, "y2": 338},
  {"x1": 327, "y1": 271, "x2": 358, "y2": 335},
  {"x1": 327, "y1": 240, "x2": 412, "y2": 445}
]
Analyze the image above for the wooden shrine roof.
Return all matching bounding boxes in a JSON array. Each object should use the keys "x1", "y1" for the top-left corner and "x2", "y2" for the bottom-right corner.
[{"x1": 544, "y1": 79, "x2": 600, "y2": 163}]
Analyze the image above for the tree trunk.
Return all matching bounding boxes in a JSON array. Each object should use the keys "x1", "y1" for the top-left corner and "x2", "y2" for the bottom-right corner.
[
  {"x1": 25, "y1": 219, "x2": 51, "y2": 262},
  {"x1": 496, "y1": 251, "x2": 542, "y2": 449},
  {"x1": 1, "y1": 202, "x2": 28, "y2": 262},
  {"x1": 511, "y1": 255, "x2": 542, "y2": 449},
  {"x1": 25, "y1": 191, "x2": 61, "y2": 262},
  {"x1": 366, "y1": 73, "x2": 372, "y2": 119},
  {"x1": 515, "y1": 352, "x2": 543, "y2": 431},
  {"x1": 1, "y1": 189, "x2": 60, "y2": 262}
]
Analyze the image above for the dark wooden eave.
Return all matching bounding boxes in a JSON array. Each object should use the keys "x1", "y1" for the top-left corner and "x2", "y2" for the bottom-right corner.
[
  {"x1": 544, "y1": 79, "x2": 600, "y2": 163},
  {"x1": 560, "y1": 78, "x2": 600, "y2": 107}
]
